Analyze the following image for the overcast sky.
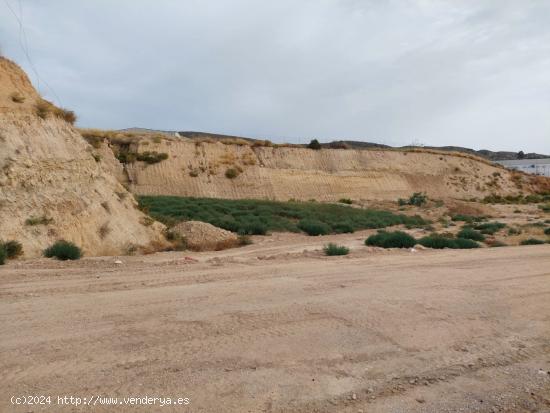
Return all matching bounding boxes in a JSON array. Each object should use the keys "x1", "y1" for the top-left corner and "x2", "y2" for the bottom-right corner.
[{"x1": 1, "y1": 1, "x2": 549, "y2": 152}]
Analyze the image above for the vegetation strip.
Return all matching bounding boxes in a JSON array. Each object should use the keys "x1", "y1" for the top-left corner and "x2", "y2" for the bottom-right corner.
[{"x1": 138, "y1": 196, "x2": 426, "y2": 235}]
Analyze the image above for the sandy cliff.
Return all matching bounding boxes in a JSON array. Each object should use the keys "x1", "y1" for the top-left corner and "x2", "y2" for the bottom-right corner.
[
  {"x1": 91, "y1": 133, "x2": 542, "y2": 202},
  {"x1": 0, "y1": 57, "x2": 166, "y2": 257}
]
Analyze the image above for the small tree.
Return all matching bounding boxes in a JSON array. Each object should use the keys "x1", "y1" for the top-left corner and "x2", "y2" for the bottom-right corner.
[
  {"x1": 307, "y1": 139, "x2": 321, "y2": 150},
  {"x1": 517, "y1": 151, "x2": 525, "y2": 159}
]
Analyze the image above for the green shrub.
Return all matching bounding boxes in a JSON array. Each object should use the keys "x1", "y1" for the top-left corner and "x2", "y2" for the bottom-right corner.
[
  {"x1": 43, "y1": 240, "x2": 82, "y2": 260},
  {"x1": 0, "y1": 246, "x2": 6, "y2": 265},
  {"x1": 482, "y1": 194, "x2": 517, "y2": 204},
  {"x1": 457, "y1": 228, "x2": 485, "y2": 241},
  {"x1": 299, "y1": 219, "x2": 330, "y2": 236},
  {"x1": 451, "y1": 214, "x2": 486, "y2": 224},
  {"x1": 408, "y1": 192, "x2": 428, "y2": 206},
  {"x1": 25, "y1": 216, "x2": 53, "y2": 226},
  {"x1": 365, "y1": 231, "x2": 416, "y2": 249},
  {"x1": 225, "y1": 168, "x2": 240, "y2": 179},
  {"x1": 398, "y1": 193, "x2": 428, "y2": 207},
  {"x1": 452, "y1": 238, "x2": 481, "y2": 249},
  {"x1": 338, "y1": 198, "x2": 353, "y2": 205},
  {"x1": 418, "y1": 235, "x2": 479, "y2": 249},
  {"x1": 544, "y1": 228, "x2": 550, "y2": 236},
  {"x1": 540, "y1": 204, "x2": 550, "y2": 213},
  {"x1": 136, "y1": 151, "x2": 169, "y2": 164},
  {"x1": 116, "y1": 151, "x2": 137, "y2": 163},
  {"x1": 491, "y1": 194, "x2": 550, "y2": 204},
  {"x1": 323, "y1": 243, "x2": 350, "y2": 256},
  {"x1": 1, "y1": 240, "x2": 23, "y2": 258},
  {"x1": 331, "y1": 222, "x2": 355, "y2": 233},
  {"x1": 307, "y1": 139, "x2": 321, "y2": 150},
  {"x1": 520, "y1": 238, "x2": 545, "y2": 246},
  {"x1": 474, "y1": 222, "x2": 506, "y2": 235},
  {"x1": 239, "y1": 221, "x2": 267, "y2": 235},
  {"x1": 418, "y1": 235, "x2": 455, "y2": 249},
  {"x1": 525, "y1": 194, "x2": 544, "y2": 203}
]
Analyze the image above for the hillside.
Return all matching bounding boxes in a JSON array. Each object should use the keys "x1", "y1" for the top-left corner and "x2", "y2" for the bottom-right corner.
[
  {"x1": 322, "y1": 142, "x2": 549, "y2": 160},
  {"x1": 119, "y1": 129, "x2": 549, "y2": 160},
  {"x1": 0, "y1": 58, "x2": 166, "y2": 257},
  {"x1": 80, "y1": 129, "x2": 549, "y2": 202}
]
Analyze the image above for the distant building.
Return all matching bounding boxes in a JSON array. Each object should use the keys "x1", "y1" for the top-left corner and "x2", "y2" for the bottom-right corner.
[{"x1": 496, "y1": 158, "x2": 550, "y2": 177}]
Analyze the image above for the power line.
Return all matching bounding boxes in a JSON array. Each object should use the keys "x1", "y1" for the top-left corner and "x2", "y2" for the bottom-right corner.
[{"x1": 3, "y1": 0, "x2": 63, "y2": 106}]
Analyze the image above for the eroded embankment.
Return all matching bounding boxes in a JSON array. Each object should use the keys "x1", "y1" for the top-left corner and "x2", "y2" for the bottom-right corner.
[
  {"x1": 84, "y1": 130, "x2": 542, "y2": 201},
  {"x1": 0, "y1": 57, "x2": 166, "y2": 257}
]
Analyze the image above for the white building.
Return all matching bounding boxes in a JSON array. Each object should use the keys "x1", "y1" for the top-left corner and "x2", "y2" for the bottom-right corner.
[{"x1": 496, "y1": 158, "x2": 550, "y2": 177}]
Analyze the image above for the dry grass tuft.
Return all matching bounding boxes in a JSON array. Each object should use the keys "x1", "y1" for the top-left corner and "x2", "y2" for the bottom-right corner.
[
  {"x1": 252, "y1": 140, "x2": 274, "y2": 147},
  {"x1": 58, "y1": 108, "x2": 77, "y2": 124},
  {"x1": 35, "y1": 100, "x2": 50, "y2": 119},
  {"x1": 529, "y1": 175, "x2": 550, "y2": 194},
  {"x1": 100, "y1": 201, "x2": 111, "y2": 213},
  {"x1": 220, "y1": 138, "x2": 250, "y2": 146},
  {"x1": 34, "y1": 99, "x2": 77, "y2": 124},
  {"x1": 10, "y1": 92, "x2": 25, "y2": 103},
  {"x1": 219, "y1": 152, "x2": 237, "y2": 165},
  {"x1": 241, "y1": 152, "x2": 257, "y2": 165},
  {"x1": 98, "y1": 223, "x2": 111, "y2": 239},
  {"x1": 140, "y1": 216, "x2": 155, "y2": 226}
]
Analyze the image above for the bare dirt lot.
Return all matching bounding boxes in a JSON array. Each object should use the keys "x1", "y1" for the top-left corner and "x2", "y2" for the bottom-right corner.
[{"x1": 1, "y1": 233, "x2": 550, "y2": 412}]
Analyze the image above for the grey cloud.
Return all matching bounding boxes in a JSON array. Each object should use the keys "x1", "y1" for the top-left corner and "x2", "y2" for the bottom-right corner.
[{"x1": 1, "y1": 0, "x2": 549, "y2": 152}]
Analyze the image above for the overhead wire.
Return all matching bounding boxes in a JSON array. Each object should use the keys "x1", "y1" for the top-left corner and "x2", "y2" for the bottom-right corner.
[{"x1": 3, "y1": 0, "x2": 63, "y2": 106}]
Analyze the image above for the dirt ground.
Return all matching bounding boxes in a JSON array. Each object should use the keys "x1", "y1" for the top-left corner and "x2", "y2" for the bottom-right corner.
[{"x1": 1, "y1": 232, "x2": 550, "y2": 413}]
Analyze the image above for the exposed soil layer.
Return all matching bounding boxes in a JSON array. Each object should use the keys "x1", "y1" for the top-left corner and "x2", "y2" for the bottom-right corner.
[{"x1": 84, "y1": 129, "x2": 550, "y2": 202}]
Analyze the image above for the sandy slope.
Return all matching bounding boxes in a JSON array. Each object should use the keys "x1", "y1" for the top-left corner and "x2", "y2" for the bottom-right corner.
[
  {"x1": 119, "y1": 137, "x2": 528, "y2": 201},
  {"x1": 1, "y1": 237, "x2": 549, "y2": 413},
  {"x1": 0, "y1": 57, "x2": 166, "y2": 257}
]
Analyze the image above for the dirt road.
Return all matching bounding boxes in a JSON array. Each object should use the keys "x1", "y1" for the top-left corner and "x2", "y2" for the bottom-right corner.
[{"x1": 1, "y1": 235, "x2": 550, "y2": 412}]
